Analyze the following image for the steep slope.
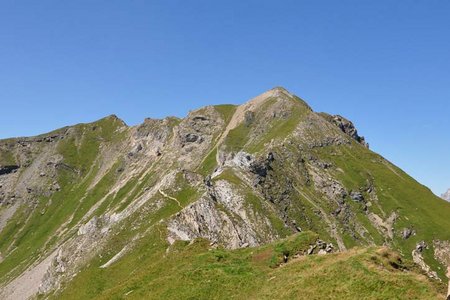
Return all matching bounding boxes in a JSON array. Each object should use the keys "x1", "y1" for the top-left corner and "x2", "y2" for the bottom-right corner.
[{"x1": 0, "y1": 87, "x2": 449, "y2": 299}]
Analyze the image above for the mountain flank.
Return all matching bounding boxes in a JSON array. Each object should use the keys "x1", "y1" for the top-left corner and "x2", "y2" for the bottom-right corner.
[{"x1": 0, "y1": 87, "x2": 449, "y2": 299}]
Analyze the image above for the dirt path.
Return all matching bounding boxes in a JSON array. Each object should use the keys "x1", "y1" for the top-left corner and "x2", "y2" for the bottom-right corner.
[
  {"x1": 100, "y1": 245, "x2": 130, "y2": 269},
  {"x1": 158, "y1": 189, "x2": 182, "y2": 209}
]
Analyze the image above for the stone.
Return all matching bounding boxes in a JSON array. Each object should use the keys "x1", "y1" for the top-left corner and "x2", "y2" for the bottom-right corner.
[
  {"x1": 184, "y1": 133, "x2": 202, "y2": 143},
  {"x1": 318, "y1": 249, "x2": 327, "y2": 255},
  {"x1": 416, "y1": 241, "x2": 427, "y2": 252},
  {"x1": 330, "y1": 115, "x2": 369, "y2": 148},
  {"x1": 350, "y1": 191, "x2": 364, "y2": 202},
  {"x1": 307, "y1": 245, "x2": 316, "y2": 255},
  {"x1": 244, "y1": 111, "x2": 255, "y2": 126},
  {"x1": 0, "y1": 165, "x2": 19, "y2": 176},
  {"x1": 316, "y1": 239, "x2": 326, "y2": 249},
  {"x1": 325, "y1": 243, "x2": 334, "y2": 253},
  {"x1": 401, "y1": 228, "x2": 414, "y2": 240}
]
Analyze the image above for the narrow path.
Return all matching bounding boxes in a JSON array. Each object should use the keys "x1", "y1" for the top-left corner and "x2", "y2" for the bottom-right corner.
[
  {"x1": 99, "y1": 245, "x2": 129, "y2": 269},
  {"x1": 158, "y1": 189, "x2": 182, "y2": 209}
]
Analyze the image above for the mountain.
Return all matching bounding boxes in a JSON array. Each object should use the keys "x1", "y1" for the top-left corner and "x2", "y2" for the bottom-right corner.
[
  {"x1": 442, "y1": 189, "x2": 450, "y2": 202},
  {"x1": 0, "y1": 87, "x2": 449, "y2": 299}
]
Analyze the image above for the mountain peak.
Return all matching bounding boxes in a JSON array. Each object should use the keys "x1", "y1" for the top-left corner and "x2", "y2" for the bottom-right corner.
[
  {"x1": 100, "y1": 114, "x2": 128, "y2": 127},
  {"x1": 241, "y1": 86, "x2": 309, "y2": 111}
]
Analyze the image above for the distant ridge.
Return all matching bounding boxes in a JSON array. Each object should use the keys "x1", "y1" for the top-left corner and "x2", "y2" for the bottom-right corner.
[{"x1": 442, "y1": 188, "x2": 450, "y2": 201}]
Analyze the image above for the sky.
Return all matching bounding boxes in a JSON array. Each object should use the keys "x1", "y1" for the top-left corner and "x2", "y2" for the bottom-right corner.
[{"x1": 0, "y1": 1, "x2": 449, "y2": 195}]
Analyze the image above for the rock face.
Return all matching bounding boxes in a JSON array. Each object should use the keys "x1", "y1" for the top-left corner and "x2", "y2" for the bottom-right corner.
[
  {"x1": 0, "y1": 87, "x2": 449, "y2": 298},
  {"x1": 442, "y1": 189, "x2": 450, "y2": 201},
  {"x1": 320, "y1": 113, "x2": 369, "y2": 148}
]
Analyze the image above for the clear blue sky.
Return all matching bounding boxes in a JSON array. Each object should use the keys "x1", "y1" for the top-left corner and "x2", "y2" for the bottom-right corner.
[{"x1": 0, "y1": 1, "x2": 449, "y2": 195}]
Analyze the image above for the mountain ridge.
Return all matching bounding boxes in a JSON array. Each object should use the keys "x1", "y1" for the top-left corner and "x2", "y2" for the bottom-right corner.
[{"x1": 0, "y1": 87, "x2": 449, "y2": 299}]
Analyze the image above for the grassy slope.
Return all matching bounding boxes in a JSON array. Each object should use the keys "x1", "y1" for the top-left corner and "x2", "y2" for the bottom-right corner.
[
  {"x1": 210, "y1": 95, "x2": 450, "y2": 274},
  {"x1": 220, "y1": 94, "x2": 450, "y2": 276},
  {"x1": 223, "y1": 96, "x2": 309, "y2": 154},
  {"x1": 53, "y1": 113, "x2": 447, "y2": 299},
  {"x1": 1, "y1": 95, "x2": 449, "y2": 299},
  {"x1": 55, "y1": 231, "x2": 443, "y2": 300},
  {"x1": 0, "y1": 149, "x2": 16, "y2": 166},
  {"x1": 314, "y1": 142, "x2": 450, "y2": 276},
  {"x1": 0, "y1": 117, "x2": 126, "y2": 283}
]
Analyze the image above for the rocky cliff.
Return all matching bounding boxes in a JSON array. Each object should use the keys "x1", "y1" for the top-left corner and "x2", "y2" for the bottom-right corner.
[{"x1": 0, "y1": 87, "x2": 449, "y2": 299}]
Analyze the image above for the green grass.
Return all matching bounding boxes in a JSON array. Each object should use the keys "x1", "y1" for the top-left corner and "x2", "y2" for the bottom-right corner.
[
  {"x1": 314, "y1": 143, "x2": 450, "y2": 277},
  {"x1": 247, "y1": 99, "x2": 308, "y2": 154},
  {"x1": 224, "y1": 122, "x2": 252, "y2": 152},
  {"x1": 0, "y1": 148, "x2": 16, "y2": 165},
  {"x1": 0, "y1": 116, "x2": 127, "y2": 283},
  {"x1": 56, "y1": 116, "x2": 124, "y2": 174},
  {"x1": 260, "y1": 247, "x2": 442, "y2": 300},
  {"x1": 198, "y1": 147, "x2": 218, "y2": 176},
  {"x1": 214, "y1": 104, "x2": 237, "y2": 124},
  {"x1": 213, "y1": 168, "x2": 243, "y2": 186},
  {"x1": 54, "y1": 230, "x2": 443, "y2": 300},
  {"x1": 223, "y1": 97, "x2": 310, "y2": 154},
  {"x1": 0, "y1": 162, "x2": 106, "y2": 282},
  {"x1": 2, "y1": 94, "x2": 450, "y2": 299}
]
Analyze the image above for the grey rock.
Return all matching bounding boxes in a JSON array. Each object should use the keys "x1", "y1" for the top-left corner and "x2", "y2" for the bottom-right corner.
[
  {"x1": 320, "y1": 113, "x2": 369, "y2": 148},
  {"x1": 416, "y1": 241, "x2": 427, "y2": 252},
  {"x1": 401, "y1": 228, "x2": 415, "y2": 240},
  {"x1": 0, "y1": 166, "x2": 19, "y2": 176},
  {"x1": 325, "y1": 243, "x2": 334, "y2": 253},
  {"x1": 350, "y1": 191, "x2": 364, "y2": 202},
  {"x1": 317, "y1": 249, "x2": 327, "y2": 255},
  {"x1": 244, "y1": 111, "x2": 255, "y2": 126},
  {"x1": 185, "y1": 133, "x2": 200, "y2": 143},
  {"x1": 307, "y1": 245, "x2": 316, "y2": 255}
]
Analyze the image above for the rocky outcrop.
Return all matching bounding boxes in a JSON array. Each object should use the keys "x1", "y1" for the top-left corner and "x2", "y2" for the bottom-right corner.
[
  {"x1": 0, "y1": 165, "x2": 19, "y2": 176},
  {"x1": 412, "y1": 241, "x2": 440, "y2": 280},
  {"x1": 433, "y1": 240, "x2": 450, "y2": 299},
  {"x1": 320, "y1": 113, "x2": 368, "y2": 148},
  {"x1": 167, "y1": 179, "x2": 277, "y2": 249}
]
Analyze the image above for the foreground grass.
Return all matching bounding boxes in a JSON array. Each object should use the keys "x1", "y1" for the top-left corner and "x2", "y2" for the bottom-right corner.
[{"x1": 55, "y1": 231, "x2": 443, "y2": 300}]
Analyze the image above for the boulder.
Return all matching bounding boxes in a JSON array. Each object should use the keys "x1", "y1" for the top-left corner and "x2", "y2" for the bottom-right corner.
[{"x1": 350, "y1": 191, "x2": 364, "y2": 202}]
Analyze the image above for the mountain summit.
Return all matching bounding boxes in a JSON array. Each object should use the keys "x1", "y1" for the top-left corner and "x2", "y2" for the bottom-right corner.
[{"x1": 0, "y1": 88, "x2": 449, "y2": 299}]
